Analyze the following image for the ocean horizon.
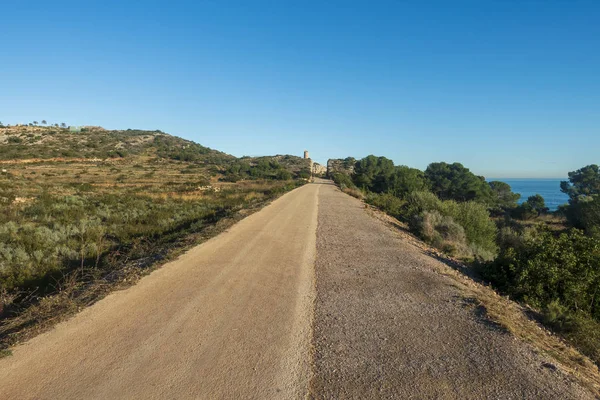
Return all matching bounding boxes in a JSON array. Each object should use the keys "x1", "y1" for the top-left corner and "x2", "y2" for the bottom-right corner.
[{"x1": 490, "y1": 178, "x2": 569, "y2": 211}]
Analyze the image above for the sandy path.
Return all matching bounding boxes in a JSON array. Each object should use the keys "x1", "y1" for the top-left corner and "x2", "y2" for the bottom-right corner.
[
  {"x1": 0, "y1": 182, "x2": 320, "y2": 399},
  {"x1": 310, "y1": 182, "x2": 594, "y2": 399}
]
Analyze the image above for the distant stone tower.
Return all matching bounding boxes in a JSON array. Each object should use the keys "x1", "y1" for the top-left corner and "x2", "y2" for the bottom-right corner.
[{"x1": 304, "y1": 150, "x2": 309, "y2": 159}]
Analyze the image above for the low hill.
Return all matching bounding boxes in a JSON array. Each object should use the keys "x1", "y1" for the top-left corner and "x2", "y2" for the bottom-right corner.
[
  {"x1": 0, "y1": 123, "x2": 309, "y2": 353},
  {"x1": 0, "y1": 125, "x2": 233, "y2": 164}
]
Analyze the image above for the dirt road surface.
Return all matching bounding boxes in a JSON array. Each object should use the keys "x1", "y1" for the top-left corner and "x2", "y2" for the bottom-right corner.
[
  {"x1": 309, "y1": 182, "x2": 594, "y2": 399},
  {"x1": 0, "y1": 180, "x2": 595, "y2": 399},
  {"x1": 0, "y1": 183, "x2": 320, "y2": 399}
]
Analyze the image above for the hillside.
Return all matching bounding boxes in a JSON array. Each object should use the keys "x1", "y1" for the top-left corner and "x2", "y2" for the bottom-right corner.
[
  {"x1": 0, "y1": 124, "x2": 308, "y2": 354},
  {"x1": 0, "y1": 125, "x2": 233, "y2": 164}
]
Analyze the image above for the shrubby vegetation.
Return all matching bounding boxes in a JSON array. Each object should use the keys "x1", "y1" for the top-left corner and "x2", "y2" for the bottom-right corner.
[
  {"x1": 0, "y1": 183, "x2": 303, "y2": 294},
  {"x1": 404, "y1": 191, "x2": 497, "y2": 260},
  {"x1": 425, "y1": 162, "x2": 492, "y2": 202},
  {"x1": 223, "y1": 160, "x2": 293, "y2": 181},
  {"x1": 482, "y1": 229, "x2": 600, "y2": 319},
  {"x1": 331, "y1": 156, "x2": 600, "y2": 364},
  {"x1": 512, "y1": 194, "x2": 548, "y2": 220},
  {"x1": 340, "y1": 157, "x2": 500, "y2": 260},
  {"x1": 560, "y1": 164, "x2": 600, "y2": 235},
  {"x1": 0, "y1": 126, "x2": 233, "y2": 163},
  {"x1": 222, "y1": 155, "x2": 312, "y2": 182},
  {"x1": 0, "y1": 125, "x2": 307, "y2": 350}
]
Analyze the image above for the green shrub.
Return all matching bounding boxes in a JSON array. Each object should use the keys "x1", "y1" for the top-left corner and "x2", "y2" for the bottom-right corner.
[
  {"x1": 366, "y1": 193, "x2": 405, "y2": 219},
  {"x1": 331, "y1": 172, "x2": 356, "y2": 190},
  {"x1": 404, "y1": 191, "x2": 497, "y2": 260},
  {"x1": 564, "y1": 195, "x2": 600, "y2": 234},
  {"x1": 452, "y1": 201, "x2": 498, "y2": 260},
  {"x1": 404, "y1": 191, "x2": 443, "y2": 221},
  {"x1": 413, "y1": 211, "x2": 468, "y2": 257},
  {"x1": 481, "y1": 229, "x2": 600, "y2": 320}
]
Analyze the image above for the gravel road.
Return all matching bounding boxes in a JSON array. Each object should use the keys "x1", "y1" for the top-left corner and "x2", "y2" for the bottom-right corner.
[
  {"x1": 309, "y1": 180, "x2": 594, "y2": 399},
  {"x1": 0, "y1": 179, "x2": 595, "y2": 399},
  {"x1": 0, "y1": 182, "x2": 320, "y2": 399}
]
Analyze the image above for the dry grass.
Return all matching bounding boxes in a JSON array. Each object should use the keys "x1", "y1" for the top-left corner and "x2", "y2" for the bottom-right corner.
[
  {"x1": 1, "y1": 157, "x2": 213, "y2": 198},
  {"x1": 342, "y1": 186, "x2": 364, "y2": 200},
  {"x1": 0, "y1": 147, "x2": 305, "y2": 354}
]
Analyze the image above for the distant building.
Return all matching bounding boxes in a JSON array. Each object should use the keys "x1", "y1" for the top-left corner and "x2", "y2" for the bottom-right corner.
[{"x1": 304, "y1": 150, "x2": 309, "y2": 159}]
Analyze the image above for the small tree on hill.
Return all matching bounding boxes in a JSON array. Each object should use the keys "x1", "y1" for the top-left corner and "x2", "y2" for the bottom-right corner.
[
  {"x1": 41, "y1": 120, "x2": 47, "y2": 125},
  {"x1": 514, "y1": 194, "x2": 548, "y2": 219},
  {"x1": 60, "y1": 122, "x2": 67, "y2": 128},
  {"x1": 33, "y1": 121, "x2": 38, "y2": 125},
  {"x1": 561, "y1": 164, "x2": 600, "y2": 201},
  {"x1": 489, "y1": 181, "x2": 520, "y2": 210}
]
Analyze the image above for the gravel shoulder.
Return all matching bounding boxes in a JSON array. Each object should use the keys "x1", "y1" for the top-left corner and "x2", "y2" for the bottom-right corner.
[{"x1": 310, "y1": 181, "x2": 595, "y2": 399}]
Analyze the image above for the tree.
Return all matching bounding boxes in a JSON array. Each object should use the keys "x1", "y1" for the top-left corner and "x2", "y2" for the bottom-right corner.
[
  {"x1": 489, "y1": 181, "x2": 520, "y2": 210},
  {"x1": 561, "y1": 165, "x2": 600, "y2": 201},
  {"x1": 514, "y1": 194, "x2": 548, "y2": 219},
  {"x1": 352, "y1": 155, "x2": 395, "y2": 192},
  {"x1": 385, "y1": 165, "x2": 429, "y2": 199},
  {"x1": 564, "y1": 195, "x2": 600, "y2": 234},
  {"x1": 41, "y1": 120, "x2": 47, "y2": 125},
  {"x1": 526, "y1": 194, "x2": 547, "y2": 213},
  {"x1": 560, "y1": 165, "x2": 600, "y2": 232},
  {"x1": 60, "y1": 122, "x2": 67, "y2": 128},
  {"x1": 33, "y1": 121, "x2": 38, "y2": 125},
  {"x1": 425, "y1": 162, "x2": 492, "y2": 203}
]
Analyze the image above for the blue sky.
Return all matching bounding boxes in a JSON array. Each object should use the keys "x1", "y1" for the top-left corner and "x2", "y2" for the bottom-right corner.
[{"x1": 1, "y1": 1, "x2": 599, "y2": 178}]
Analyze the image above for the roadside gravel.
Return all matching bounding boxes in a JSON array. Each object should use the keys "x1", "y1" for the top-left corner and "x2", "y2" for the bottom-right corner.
[{"x1": 310, "y1": 181, "x2": 594, "y2": 399}]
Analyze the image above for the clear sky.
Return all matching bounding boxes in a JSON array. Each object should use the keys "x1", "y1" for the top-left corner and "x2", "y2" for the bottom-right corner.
[{"x1": 1, "y1": 1, "x2": 599, "y2": 178}]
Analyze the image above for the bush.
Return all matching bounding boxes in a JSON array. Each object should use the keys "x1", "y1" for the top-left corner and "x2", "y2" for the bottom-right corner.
[
  {"x1": 513, "y1": 194, "x2": 549, "y2": 220},
  {"x1": 414, "y1": 211, "x2": 468, "y2": 257},
  {"x1": 481, "y1": 229, "x2": 600, "y2": 320},
  {"x1": 366, "y1": 193, "x2": 405, "y2": 219},
  {"x1": 0, "y1": 181, "x2": 302, "y2": 293},
  {"x1": 404, "y1": 191, "x2": 444, "y2": 221},
  {"x1": 7, "y1": 137, "x2": 22, "y2": 144},
  {"x1": 331, "y1": 172, "x2": 356, "y2": 190},
  {"x1": 404, "y1": 191, "x2": 497, "y2": 260},
  {"x1": 452, "y1": 201, "x2": 498, "y2": 260}
]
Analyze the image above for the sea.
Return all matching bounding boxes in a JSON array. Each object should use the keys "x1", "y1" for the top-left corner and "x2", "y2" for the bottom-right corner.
[{"x1": 493, "y1": 179, "x2": 570, "y2": 211}]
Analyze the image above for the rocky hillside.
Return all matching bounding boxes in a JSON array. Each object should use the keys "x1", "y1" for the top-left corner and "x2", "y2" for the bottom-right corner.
[{"x1": 0, "y1": 125, "x2": 233, "y2": 165}]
